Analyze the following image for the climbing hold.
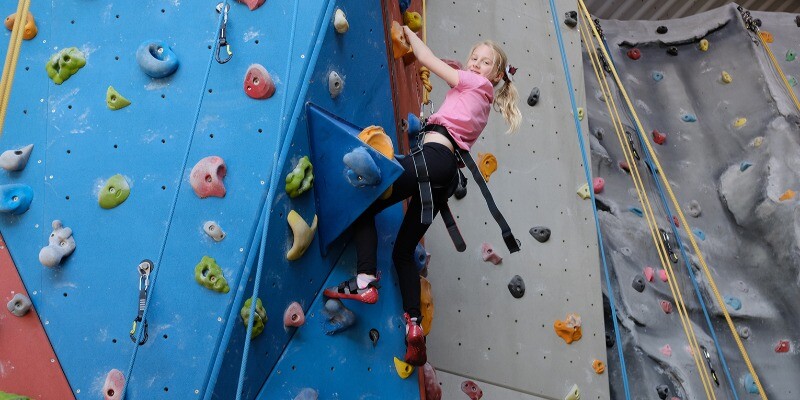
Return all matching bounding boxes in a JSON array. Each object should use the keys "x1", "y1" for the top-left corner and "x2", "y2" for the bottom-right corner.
[
  {"x1": 333, "y1": 9, "x2": 349, "y2": 33},
  {"x1": 660, "y1": 300, "x2": 672, "y2": 314},
  {"x1": 632, "y1": 275, "x2": 646, "y2": 292},
  {"x1": 619, "y1": 160, "x2": 630, "y2": 172},
  {"x1": 461, "y1": 380, "x2": 483, "y2": 400},
  {"x1": 699, "y1": 39, "x2": 709, "y2": 51},
  {"x1": 692, "y1": 228, "x2": 705, "y2": 241},
  {"x1": 390, "y1": 21, "x2": 412, "y2": 59},
  {"x1": 194, "y1": 256, "x2": 230, "y2": 293},
  {"x1": 481, "y1": 242, "x2": 502, "y2": 265},
  {"x1": 406, "y1": 112, "x2": 422, "y2": 135},
  {"x1": 721, "y1": 71, "x2": 732, "y2": 84},
  {"x1": 686, "y1": 200, "x2": 701, "y2": 217},
  {"x1": 393, "y1": 357, "x2": 414, "y2": 379},
  {"x1": 577, "y1": 107, "x2": 585, "y2": 121},
  {"x1": 743, "y1": 374, "x2": 759, "y2": 394},
  {"x1": 775, "y1": 340, "x2": 790, "y2": 353},
  {"x1": 658, "y1": 269, "x2": 668, "y2": 282},
  {"x1": 507, "y1": 275, "x2": 525, "y2": 299},
  {"x1": 527, "y1": 87, "x2": 540, "y2": 106},
  {"x1": 420, "y1": 276, "x2": 434, "y2": 335},
  {"x1": 6, "y1": 293, "x2": 31, "y2": 317},
  {"x1": 422, "y1": 363, "x2": 443, "y2": 400},
  {"x1": 285, "y1": 156, "x2": 314, "y2": 198},
  {"x1": 577, "y1": 183, "x2": 591, "y2": 200},
  {"x1": 752, "y1": 136, "x2": 764, "y2": 147},
  {"x1": 136, "y1": 40, "x2": 179, "y2": 78},
  {"x1": 740, "y1": 161, "x2": 752, "y2": 171},
  {"x1": 656, "y1": 384, "x2": 670, "y2": 399},
  {"x1": 681, "y1": 113, "x2": 697, "y2": 123},
  {"x1": 286, "y1": 210, "x2": 318, "y2": 261},
  {"x1": 0, "y1": 184, "x2": 33, "y2": 215},
  {"x1": 358, "y1": 126, "x2": 395, "y2": 159},
  {"x1": 283, "y1": 301, "x2": 305, "y2": 328},
  {"x1": 399, "y1": 0, "x2": 411, "y2": 13},
  {"x1": 477, "y1": 153, "x2": 497, "y2": 182},
  {"x1": 790, "y1": 76, "x2": 798, "y2": 87},
  {"x1": 529, "y1": 226, "x2": 551, "y2": 243},
  {"x1": 46, "y1": 47, "x2": 86, "y2": 85},
  {"x1": 779, "y1": 189, "x2": 796, "y2": 201},
  {"x1": 4, "y1": 11, "x2": 37, "y2": 40},
  {"x1": 593, "y1": 127, "x2": 604, "y2": 140},
  {"x1": 0, "y1": 144, "x2": 33, "y2": 171},
  {"x1": 644, "y1": 266, "x2": 655, "y2": 282},
  {"x1": 328, "y1": 71, "x2": 344, "y2": 98},
  {"x1": 629, "y1": 206, "x2": 643, "y2": 217},
  {"x1": 660, "y1": 344, "x2": 672, "y2": 357},
  {"x1": 98, "y1": 174, "x2": 130, "y2": 209},
  {"x1": 240, "y1": 297, "x2": 267, "y2": 339},
  {"x1": 592, "y1": 359, "x2": 605, "y2": 374},
  {"x1": 414, "y1": 243, "x2": 430, "y2": 273},
  {"x1": 343, "y1": 147, "x2": 381, "y2": 187},
  {"x1": 237, "y1": 0, "x2": 266, "y2": 11},
  {"x1": 190, "y1": 156, "x2": 227, "y2": 198},
  {"x1": 672, "y1": 215, "x2": 679, "y2": 228},
  {"x1": 564, "y1": 11, "x2": 577, "y2": 28},
  {"x1": 667, "y1": 47, "x2": 678, "y2": 56},
  {"x1": 796, "y1": 15, "x2": 800, "y2": 27},
  {"x1": 564, "y1": 383, "x2": 580, "y2": 400},
  {"x1": 652, "y1": 129, "x2": 667, "y2": 144},
  {"x1": 106, "y1": 86, "x2": 131, "y2": 110},
  {"x1": 738, "y1": 326, "x2": 751, "y2": 339},
  {"x1": 203, "y1": 221, "x2": 226, "y2": 242},
  {"x1": 293, "y1": 388, "x2": 318, "y2": 400},
  {"x1": 369, "y1": 328, "x2": 380, "y2": 346},
  {"x1": 39, "y1": 220, "x2": 75, "y2": 268},
  {"x1": 656, "y1": 25, "x2": 668, "y2": 34},
  {"x1": 553, "y1": 313, "x2": 582, "y2": 344},
  {"x1": 652, "y1": 71, "x2": 664, "y2": 82},
  {"x1": 102, "y1": 369, "x2": 124, "y2": 400},
  {"x1": 733, "y1": 117, "x2": 747, "y2": 128},
  {"x1": 243, "y1": 64, "x2": 276, "y2": 99},
  {"x1": 725, "y1": 296, "x2": 742, "y2": 311},
  {"x1": 759, "y1": 31, "x2": 774, "y2": 43},
  {"x1": 787, "y1": 50, "x2": 797, "y2": 62},
  {"x1": 605, "y1": 331, "x2": 615, "y2": 347},
  {"x1": 592, "y1": 177, "x2": 604, "y2": 193},
  {"x1": 403, "y1": 11, "x2": 422, "y2": 33},
  {"x1": 322, "y1": 298, "x2": 356, "y2": 335},
  {"x1": 627, "y1": 48, "x2": 641, "y2": 60}
]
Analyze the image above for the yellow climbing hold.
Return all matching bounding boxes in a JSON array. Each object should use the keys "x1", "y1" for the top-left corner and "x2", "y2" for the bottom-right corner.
[
  {"x1": 779, "y1": 189, "x2": 796, "y2": 201},
  {"x1": 554, "y1": 313, "x2": 582, "y2": 344},
  {"x1": 420, "y1": 276, "x2": 434, "y2": 336},
  {"x1": 734, "y1": 117, "x2": 747, "y2": 128},
  {"x1": 477, "y1": 152, "x2": 497, "y2": 182},
  {"x1": 752, "y1": 136, "x2": 764, "y2": 147},
  {"x1": 577, "y1": 183, "x2": 591, "y2": 200},
  {"x1": 358, "y1": 126, "x2": 394, "y2": 159},
  {"x1": 286, "y1": 210, "x2": 318, "y2": 261},
  {"x1": 698, "y1": 39, "x2": 709, "y2": 52},
  {"x1": 759, "y1": 31, "x2": 774, "y2": 43},
  {"x1": 577, "y1": 107, "x2": 584, "y2": 121},
  {"x1": 333, "y1": 9, "x2": 349, "y2": 34},
  {"x1": 393, "y1": 357, "x2": 414, "y2": 379},
  {"x1": 403, "y1": 11, "x2": 422, "y2": 33},
  {"x1": 592, "y1": 359, "x2": 606, "y2": 374},
  {"x1": 564, "y1": 383, "x2": 580, "y2": 400},
  {"x1": 721, "y1": 71, "x2": 732, "y2": 84}
]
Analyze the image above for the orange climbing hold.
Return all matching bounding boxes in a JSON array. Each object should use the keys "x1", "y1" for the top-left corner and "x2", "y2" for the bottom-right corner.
[
  {"x1": 759, "y1": 31, "x2": 774, "y2": 43},
  {"x1": 554, "y1": 313, "x2": 582, "y2": 344},
  {"x1": 358, "y1": 126, "x2": 394, "y2": 160},
  {"x1": 779, "y1": 189, "x2": 796, "y2": 201},
  {"x1": 420, "y1": 276, "x2": 434, "y2": 336},
  {"x1": 4, "y1": 11, "x2": 37, "y2": 40},
  {"x1": 477, "y1": 152, "x2": 497, "y2": 182},
  {"x1": 592, "y1": 359, "x2": 605, "y2": 374},
  {"x1": 391, "y1": 21, "x2": 412, "y2": 59}
]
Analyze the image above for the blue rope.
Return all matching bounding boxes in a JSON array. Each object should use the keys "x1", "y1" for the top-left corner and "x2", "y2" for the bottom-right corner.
[
  {"x1": 122, "y1": 4, "x2": 228, "y2": 399},
  {"x1": 546, "y1": 1, "x2": 631, "y2": 398},
  {"x1": 235, "y1": 0, "x2": 302, "y2": 398}
]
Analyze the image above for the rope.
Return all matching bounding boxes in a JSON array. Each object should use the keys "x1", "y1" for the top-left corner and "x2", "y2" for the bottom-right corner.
[
  {"x1": 419, "y1": 66, "x2": 431, "y2": 105},
  {"x1": 577, "y1": 1, "x2": 768, "y2": 398},
  {"x1": 545, "y1": 1, "x2": 631, "y2": 398},
  {"x1": 121, "y1": 5, "x2": 228, "y2": 399},
  {"x1": 756, "y1": 29, "x2": 800, "y2": 113},
  {"x1": 0, "y1": 0, "x2": 31, "y2": 137}
]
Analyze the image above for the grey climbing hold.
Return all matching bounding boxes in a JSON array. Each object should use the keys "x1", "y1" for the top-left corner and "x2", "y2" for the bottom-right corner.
[
  {"x1": 294, "y1": 388, "x2": 319, "y2": 400},
  {"x1": 7, "y1": 293, "x2": 32, "y2": 317},
  {"x1": 328, "y1": 71, "x2": 344, "y2": 98},
  {"x1": 685, "y1": 200, "x2": 701, "y2": 217},
  {"x1": 656, "y1": 384, "x2": 669, "y2": 399},
  {"x1": 632, "y1": 275, "x2": 645, "y2": 293},
  {"x1": 39, "y1": 220, "x2": 76, "y2": 268},
  {"x1": 529, "y1": 226, "x2": 551, "y2": 243},
  {"x1": 620, "y1": 247, "x2": 632, "y2": 256},
  {"x1": 507, "y1": 275, "x2": 525, "y2": 299},
  {"x1": 605, "y1": 331, "x2": 615, "y2": 347},
  {"x1": 740, "y1": 162, "x2": 752, "y2": 171},
  {"x1": 369, "y1": 328, "x2": 380, "y2": 347},
  {"x1": 0, "y1": 144, "x2": 34, "y2": 171},
  {"x1": 323, "y1": 299, "x2": 356, "y2": 335},
  {"x1": 203, "y1": 221, "x2": 226, "y2": 242},
  {"x1": 593, "y1": 127, "x2": 604, "y2": 140},
  {"x1": 789, "y1": 114, "x2": 800, "y2": 128},
  {"x1": 738, "y1": 325, "x2": 751, "y2": 339},
  {"x1": 656, "y1": 26, "x2": 668, "y2": 34},
  {"x1": 667, "y1": 47, "x2": 678, "y2": 56},
  {"x1": 652, "y1": 71, "x2": 664, "y2": 82},
  {"x1": 527, "y1": 87, "x2": 540, "y2": 106},
  {"x1": 564, "y1": 11, "x2": 577, "y2": 28}
]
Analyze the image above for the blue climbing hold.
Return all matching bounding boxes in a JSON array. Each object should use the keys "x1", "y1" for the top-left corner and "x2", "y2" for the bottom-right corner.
[
  {"x1": 343, "y1": 147, "x2": 381, "y2": 188},
  {"x1": 681, "y1": 113, "x2": 697, "y2": 122},
  {"x1": 629, "y1": 206, "x2": 643, "y2": 217},
  {"x1": 414, "y1": 243, "x2": 428, "y2": 272},
  {"x1": 692, "y1": 228, "x2": 705, "y2": 241},
  {"x1": 322, "y1": 299, "x2": 356, "y2": 335},
  {"x1": 725, "y1": 296, "x2": 742, "y2": 311},
  {"x1": 0, "y1": 184, "x2": 33, "y2": 215},
  {"x1": 743, "y1": 374, "x2": 759, "y2": 394},
  {"x1": 136, "y1": 40, "x2": 180, "y2": 78},
  {"x1": 399, "y1": 0, "x2": 411, "y2": 13},
  {"x1": 740, "y1": 161, "x2": 752, "y2": 171},
  {"x1": 407, "y1": 112, "x2": 422, "y2": 136},
  {"x1": 652, "y1": 71, "x2": 664, "y2": 82}
]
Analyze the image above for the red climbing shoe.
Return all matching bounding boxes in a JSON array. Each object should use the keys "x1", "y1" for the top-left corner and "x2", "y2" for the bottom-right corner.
[
  {"x1": 323, "y1": 277, "x2": 379, "y2": 304},
  {"x1": 404, "y1": 313, "x2": 427, "y2": 366}
]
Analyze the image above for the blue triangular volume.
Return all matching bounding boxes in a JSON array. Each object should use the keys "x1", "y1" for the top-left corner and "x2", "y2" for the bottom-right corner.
[{"x1": 305, "y1": 102, "x2": 404, "y2": 255}]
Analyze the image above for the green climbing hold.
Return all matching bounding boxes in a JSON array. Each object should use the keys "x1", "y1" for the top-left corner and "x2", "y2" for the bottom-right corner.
[
  {"x1": 0, "y1": 392, "x2": 31, "y2": 400},
  {"x1": 789, "y1": 76, "x2": 798, "y2": 87},
  {"x1": 787, "y1": 50, "x2": 796, "y2": 62},
  {"x1": 194, "y1": 256, "x2": 230, "y2": 293},
  {"x1": 45, "y1": 47, "x2": 86, "y2": 85},
  {"x1": 99, "y1": 174, "x2": 130, "y2": 209},
  {"x1": 240, "y1": 297, "x2": 267, "y2": 339},
  {"x1": 285, "y1": 156, "x2": 314, "y2": 198},
  {"x1": 106, "y1": 86, "x2": 131, "y2": 110}
]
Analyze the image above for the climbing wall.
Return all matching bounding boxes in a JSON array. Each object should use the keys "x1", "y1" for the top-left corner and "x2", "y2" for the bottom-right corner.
[
  {"x1": 422, "y1": 1, "x2": 610, "y2": 399},
  {"x1": 583, "y1": 4, "x2": 800, "y2": 399}
]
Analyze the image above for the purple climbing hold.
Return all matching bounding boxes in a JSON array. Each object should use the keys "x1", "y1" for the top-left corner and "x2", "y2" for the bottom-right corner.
[
  {"x1": 322, "y1": 299, "x2": 356, "y2": 335},
  {"x1": 529, "y1": 226, "x2": 551, "y2": 243},
  {"x1": 508, "y1": 275, "x2": 525, "y2": 299}
]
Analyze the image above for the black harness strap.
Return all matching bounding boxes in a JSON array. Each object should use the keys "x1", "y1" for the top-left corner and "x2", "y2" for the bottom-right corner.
[{"x1": 410, "y1": 142, "x2": 435, "y2": 225}]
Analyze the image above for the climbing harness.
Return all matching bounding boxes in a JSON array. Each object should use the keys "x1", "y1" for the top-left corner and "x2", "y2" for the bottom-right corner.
[
  {"x1": 215, "y1": 3, "x2": 232, "y2": 64},
  {"x1": 0, "y1": 0, "x2": 31, "y2": 137},
  {"x1": 129, "y1": 259, "x2": 153, "y2": 345}
]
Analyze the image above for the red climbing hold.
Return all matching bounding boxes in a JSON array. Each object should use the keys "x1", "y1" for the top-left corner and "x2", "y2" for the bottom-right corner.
[
  {"x1": 660, "y1": 300, "x2": 672, "y2": 314},
  {"x1": 422, "y1": 363, "x2": 442, "y2": 400},
  {"x1": 672, "y1": 215, "x2": 679, "y2": 228},
  {"x1": 775, "y1": 340, "x2": 790, "y2": 353},
  {"x1": 461, "y1": 380, "x2": 483, "y2": 400},
  {"x1": 237, "y1": 0, "x2": 266, "y2": 11},
  {"x1": 627, "y1": 48, "x2": 641, "y2": 60},
  {"x1": 283, "y1": 301, "x2": 306, "y2": 328},
  {"x1": 652, "y1": 129, "x2": 666, "y2": 145},
  {"x1": 190, "y1": 156, "x2": 227, "y2": 198},
  {"x1": 593, "y1": 177, "x2": 605, "y2": 193},
  {"x1": 619, "y1": 160, "x2": 630, "y2": 173},
  {"x1": 244, "y1": 64, "x2": 275, "y2": 99}
]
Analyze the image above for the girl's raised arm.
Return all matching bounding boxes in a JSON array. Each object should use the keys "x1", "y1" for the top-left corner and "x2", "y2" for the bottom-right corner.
[{"x1": 403, "y1": 26, "x2": 459, "y2": 88}]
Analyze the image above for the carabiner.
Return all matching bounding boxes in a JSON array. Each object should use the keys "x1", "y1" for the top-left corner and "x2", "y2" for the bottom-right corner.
[{"x1": 215, "y1": 3, "x2": 232, "y2": 64}]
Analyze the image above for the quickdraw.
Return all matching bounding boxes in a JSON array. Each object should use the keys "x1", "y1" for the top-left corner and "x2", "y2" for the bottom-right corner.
[
  {"x1": 625, "y1": 130, "x2": 640, "y2": 161},
  {"x1": 130, "y1": 259, "x2": 153, "y2": 345},
  {"x1": 215, "y1": 3, "x2": 232, "y2": 64},
  {"x1": 659, "y1": 228, "x2": 679, "y2": 263}
]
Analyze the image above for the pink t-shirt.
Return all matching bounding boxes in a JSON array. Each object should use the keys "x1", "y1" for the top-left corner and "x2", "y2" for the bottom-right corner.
[{"x1": 427, "y1": 69, "x2": 494, "y2": 151}]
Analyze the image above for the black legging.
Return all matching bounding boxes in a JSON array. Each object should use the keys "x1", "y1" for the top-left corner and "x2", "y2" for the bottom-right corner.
[{"x1": 353, "y1": 142, "x2": 457, "y2": 319}]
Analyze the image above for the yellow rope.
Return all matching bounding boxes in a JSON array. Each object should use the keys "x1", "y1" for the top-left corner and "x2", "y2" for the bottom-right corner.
[
  {"x1": 0, "y1": 0, "x2": 31, "y2": 137},
  {"x1": 420, "y1": 67, "x2": 431, "y2": 104},
  {"x1": 578, "y1": 16, "x2": 716, "y2": 399},
  {"x1": 757, "y1": 30, "x2": 800, "y2": 113},
  {"x1": 577, "y1": 1, "x2": 767, "y2": 397}
]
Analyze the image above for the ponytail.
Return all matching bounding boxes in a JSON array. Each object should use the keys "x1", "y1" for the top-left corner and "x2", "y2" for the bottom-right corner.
[{"x1": 494, "y1": 80, "x2": 521, "y2": 134}]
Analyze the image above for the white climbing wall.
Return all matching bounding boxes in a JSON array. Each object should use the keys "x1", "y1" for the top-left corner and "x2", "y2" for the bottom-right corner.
[{"x1": 423, "y1": 1, "x2": 610, "y2": 399}]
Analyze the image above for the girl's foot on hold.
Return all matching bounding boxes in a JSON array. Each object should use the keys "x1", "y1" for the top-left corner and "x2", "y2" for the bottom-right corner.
[
  {"x1": 404, "y1": 313, "x2": 427, "y2": 366},
  {"x1": 323, "y1": 276, "x2": 379, "y2": 304}
]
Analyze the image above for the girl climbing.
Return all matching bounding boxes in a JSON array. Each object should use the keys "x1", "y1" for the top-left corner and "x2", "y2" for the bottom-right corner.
[{"x1": 324, "y1": 26, "x2": 521, "y2": 366}]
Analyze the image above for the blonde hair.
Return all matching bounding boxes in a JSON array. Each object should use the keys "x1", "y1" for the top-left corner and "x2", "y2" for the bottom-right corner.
[{"x1": 467, "y1": 40, "x2": 521, "y2": 133}]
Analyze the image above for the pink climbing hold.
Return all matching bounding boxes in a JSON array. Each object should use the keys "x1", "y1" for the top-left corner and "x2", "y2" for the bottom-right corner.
[
  {"x1": 644, "y1": 266, "x2": 655, "y2": 282},
  {"x1": 658, "y1": 269, "x2": 668, "y2": 282},
  {"x1": 190, "y1": 156, "x2": 227, "y2": 198},
  {"x1": 102, "y1": 369, "x2": 125, "y2": 400},
  {"x1": 422, "y1": 363, "x2": 442, "y2": 400},
  {"x1": 775, "y1": 340, "x2": 790, "y2": 353},
  {"x1": 244, "y1": 64, "x2": 276, "y2": 99},
  {"x1": 461, "y1": 380, "x2": 483, "y2": 400},
  {"x1": 237, "y1": 0, "x2": 266, "y2": 11},
  {"x1": 660, "y1": 300, "x2": 673, "y2": 314},
  {"x1": 619, "y1": 160, "x2": 630, "y2": 173},
  {"x1": 660, "y1": 344, "x2": 672, "y2": 357},
  {"x1": 481, "y1": 242, "x2": 502, "y2": 265},
  {"x1": 283, "y1": 301, "x2": 306, "y2": 328},
  {"x1": 592, "y1": 177, "x2": 605, "y2": 193},
  {"x1": 652, "y1": 129, "x2": 666, "y2": 145},
  {"x1": 627, "y1": 48, "x2": 641, "y2": 60}
]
